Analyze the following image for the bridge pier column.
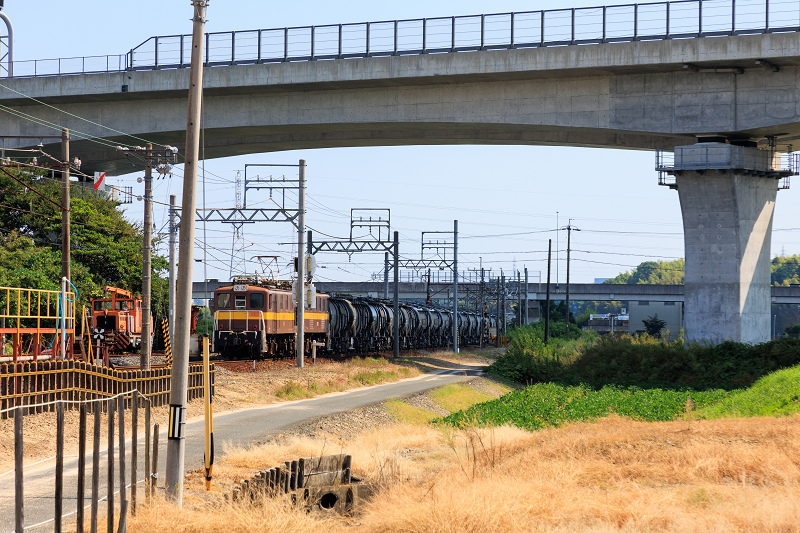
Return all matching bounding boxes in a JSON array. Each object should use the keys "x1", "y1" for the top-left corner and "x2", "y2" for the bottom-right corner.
[{"x1": 673, "y1": 143, "x2": 781, "y2": 344}]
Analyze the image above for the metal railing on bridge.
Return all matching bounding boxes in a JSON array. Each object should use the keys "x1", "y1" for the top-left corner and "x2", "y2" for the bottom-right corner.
[{"x1": 7, "y1": 0, "x2": 799, "y2": 78}]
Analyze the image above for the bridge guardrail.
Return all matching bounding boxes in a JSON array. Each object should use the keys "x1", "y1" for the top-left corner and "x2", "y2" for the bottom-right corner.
[{"x1": 7, "y1": 0, "x2": 797, "y2": 79}]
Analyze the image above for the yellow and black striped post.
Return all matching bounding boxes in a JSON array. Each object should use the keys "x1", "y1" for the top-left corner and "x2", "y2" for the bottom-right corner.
[
  {"x1": 203, "y1": 335, "x2": 214, "y2": 491},
  {"x1": 162, "y1": 318, "x2": 172, "y2": 366}
]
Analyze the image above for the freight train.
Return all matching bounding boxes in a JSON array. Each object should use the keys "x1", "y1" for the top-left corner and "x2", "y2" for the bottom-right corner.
[{"x1": 212, "y1": 277, "x2": 497, "y2": 359}]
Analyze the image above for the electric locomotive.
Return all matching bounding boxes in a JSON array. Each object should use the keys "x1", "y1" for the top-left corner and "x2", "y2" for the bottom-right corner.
[{"x1": 212, "y1": 276, "x2": 329, "y2": 359}]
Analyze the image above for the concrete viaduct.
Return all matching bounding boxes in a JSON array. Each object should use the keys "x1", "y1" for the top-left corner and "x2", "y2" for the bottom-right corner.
[{"x1": 2, "y1": 0, "x2": 800, "y2": 344}]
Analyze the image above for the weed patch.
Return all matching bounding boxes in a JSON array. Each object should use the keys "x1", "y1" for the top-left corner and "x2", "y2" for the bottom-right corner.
[
  {"x1": 429, "y1": 384, "x2": 494, "y2": 413},
  {"x1": 352, "y1": 369, "x2": 397, "y2": 386},
  {"x1": 386, "y1": 399, "x2": 437, "y2": 425},
  {"x1": 442, "y1": 382, "x2": 729, "y2": 430},
  {"x1": 274, "y1": 381, "x2": 315, "y2": 400}
]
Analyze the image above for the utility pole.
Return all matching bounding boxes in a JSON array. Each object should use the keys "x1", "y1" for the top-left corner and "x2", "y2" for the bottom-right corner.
[
  {"x1": 524, "y1": 267, "x2": 529, "y2": 326},
  {"x1": 168, "y1": 195, "x2": 177, "y2": 339},
  {"x1": 453, "y1": 219, "x2": 458, "y2": 354},
  {"x1": 479, "y1": 267, "x2": 484, "y2": 348},
  {"x1": 564, "y1": 222, "x2": 579, "y2": 335},
  {"x1": 384, "y1": 252, "x2": 389, "y2": 299},
  {"x1": 141, "y1": 144, "x2": 153, "y2": 370},
  {"x1": 425, "y1": 269, "x2": 432, "y2": 305},
  {"x1": 296, "y1": 160, "x2": 306, "y2": 369},
  {"x1": 545, "y1": 239, "x2": 552, "y2": 345},
  {"x1": 501, "y1": 272, "x2": 506, "y2": 335},
  {"x1": 166, "y1": 0, "x2": 207, "y2": 506},
  {"x1": 517, "y1": 270, "x2": 522, "y2": 326},
  {"x1": 61, "y1": 128, "x2": 70, "y2": 284},
  {"x1": 393, "y1": 231, "x2": 399, "y2": 359},
  {"x1": 495, "y1": 276, "x2": 500, "y2": 348}
]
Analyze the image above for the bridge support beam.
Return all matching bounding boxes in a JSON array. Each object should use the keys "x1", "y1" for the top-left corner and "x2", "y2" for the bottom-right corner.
[{"x1": 675, "y1": 143, "x2": 780, "y2": 344}]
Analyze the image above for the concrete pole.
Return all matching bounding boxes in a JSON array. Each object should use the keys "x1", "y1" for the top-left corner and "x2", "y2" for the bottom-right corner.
[
  {"x1": 296, "y1": 160, "x2": 306, "y2": 369},
  {"x1": 393, "y1": 231, "x2": 400, "y2": 359},
  {"x1": 517, "y1": 270, "x2": 522, "y2": 327},
  {"x1": 479, "y1": 267, "x2": 484, "y2": 348},
  {"x1": 453, "y1": 220, "x2": 458, "y2": 354},
  {"x1": 165, "y1": 0, "x2": 207, "y2": 505},
  {"x1": 384, "y1": 252, "x2": 389, "y2": 299},
  {"x1": 565, "y1": 225, "x2": 571, "y2": 335},
  {"x1": 141, "y1": 144, "x2": 153, "y2": 370},
  {"x1": 502, "y1": 274, "x2": 506, "y2": 334},
  {"x1": 545, "y1": 239, "x2": 552, "y2": 345},
  {"x1": 61, "y1": 129, "x2": 70, "y2": 284},
  {"x1": 168, "y1": 195, "x2": 177, "y2": 339},
  {"x1": 495, "y1": 276, "x2": 500, "y2": 348},
  {"x1": 524, "y1": 267, "x2": 529, "y2": 325}
]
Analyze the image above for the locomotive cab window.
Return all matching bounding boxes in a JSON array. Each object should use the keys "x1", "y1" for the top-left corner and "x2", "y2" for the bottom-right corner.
[
  {"x1": 115, "y1": 300, "x2": 132, "y2": 311},
  {"x1": 93, "y1": 300, "x2": 112, "y2": 311},
  {"x1": 250, "y1": 293, "x2": 264, "y2": 309},
  {"x1": 235, "y1": 295, "x2": 246, "y2": 310},
  {"x1": 217, "y1": 293, "x2": 231, "y2": 309}
]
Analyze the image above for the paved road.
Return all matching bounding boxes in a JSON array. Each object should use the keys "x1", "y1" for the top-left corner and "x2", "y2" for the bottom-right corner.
[{"x1": 1, "y1": 364, "x2": 484, "y2": 532}]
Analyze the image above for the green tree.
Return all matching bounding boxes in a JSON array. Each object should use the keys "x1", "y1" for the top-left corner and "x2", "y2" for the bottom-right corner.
[
  {"x1": 642, "y1": 314, "x2": 668, "y2": 338},
  {"x1": 603, "y1": 259, "x2": 685, "y2": 285},
  {"x1": 0, "y1": 166, "x2": 169, "y2": 309},
  {"x1": 771, "y1": 255, "x2": 800, "y2": 286}
]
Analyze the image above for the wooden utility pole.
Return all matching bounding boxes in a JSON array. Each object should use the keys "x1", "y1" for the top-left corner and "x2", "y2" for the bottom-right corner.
[
  {"x1": 61, "y1": 128, "x2": 70, "y2": 283},
  {"x1": 166, "y1": 0, "x2": 208, "y2": 505}
]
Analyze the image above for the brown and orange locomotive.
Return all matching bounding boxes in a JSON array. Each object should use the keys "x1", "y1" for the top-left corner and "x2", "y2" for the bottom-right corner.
[{"x1": 212, "y1": 278, "x2": 329, "y2": 359}]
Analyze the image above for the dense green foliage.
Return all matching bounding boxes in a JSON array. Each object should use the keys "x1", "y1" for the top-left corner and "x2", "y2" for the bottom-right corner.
[
  {"x1": 601, "y1": 256, "x2": 800, "y2": 288},
  {"x1": 603, "y1": 259, "x2": 685, "y2": 285},
  {"x1": 442, "y1": 382, "x2": 729, "y2": 430},
  {"x1": 489, "y1": 324, "x2": 800, "y2": 390},
  {"x1": 698, "y1": 364, "x2": 800, "y2": 418},
  {"x1": 0, "y1": 167, "x2": 169, "y2": 317},
  {"x1": 771, "y1": 254, "x2": 800, "y2": 286}
]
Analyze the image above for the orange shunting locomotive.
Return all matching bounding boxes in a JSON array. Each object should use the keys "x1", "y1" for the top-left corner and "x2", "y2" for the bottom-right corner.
[{"x1": 90, "y1": 286, "x2": 150, "y2": 352}]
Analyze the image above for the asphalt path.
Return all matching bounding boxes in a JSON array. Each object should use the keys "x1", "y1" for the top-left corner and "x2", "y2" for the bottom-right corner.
[{"x1": 1, "y1": 364, "x2": 485, "y2": 532}]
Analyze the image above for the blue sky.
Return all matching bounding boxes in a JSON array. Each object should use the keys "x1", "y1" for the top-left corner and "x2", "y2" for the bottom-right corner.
[{"x1": 3, "y1": 0, "x2": 797, "y2": 285}]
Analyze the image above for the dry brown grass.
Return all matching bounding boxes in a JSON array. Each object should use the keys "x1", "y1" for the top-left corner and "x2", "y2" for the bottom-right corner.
[{"x1": 128, "y1": 415, "x2": 800, "y2": 533}]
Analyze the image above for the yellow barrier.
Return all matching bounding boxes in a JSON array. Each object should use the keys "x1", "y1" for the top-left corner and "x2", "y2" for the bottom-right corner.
[{"x1": 0, "y1": 285, "x2": 76, "y2": 360}]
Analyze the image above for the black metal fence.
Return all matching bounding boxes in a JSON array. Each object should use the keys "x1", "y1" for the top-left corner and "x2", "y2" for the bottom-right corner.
[{"x1": 9, "y1": 0, "x2": 800, "y2": 78}]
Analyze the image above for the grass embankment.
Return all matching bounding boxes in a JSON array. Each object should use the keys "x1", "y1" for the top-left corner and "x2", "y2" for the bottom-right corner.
[{"x1": 444, "y1": 324, "x2": 800, "y2": 431}]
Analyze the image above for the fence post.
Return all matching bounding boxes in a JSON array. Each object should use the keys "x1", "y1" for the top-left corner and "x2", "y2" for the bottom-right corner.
[
  {"x1": 91, "y1": 405, "x2": 100, "y2": 533},
  {"x1": 117, "y1": 395, "x2": 127, "y2": 532},
  {"x1": 77, "y1": 403, "x2": 87, "y2": 533},
  {"x1": 131, "y1": 390, "x2": 138, "y2": 515},
  {"x1": 144, "y1": 399, "x2": 151, "y2": 503},
  {"x1": 151, "y1": 424, "x2": 159, "y2": 495},
  {"x1": 55, "y1": 402, "x2": 64, "y2": 533},
  {"x1": 107, "y1": 398, "x2": 115, "y2": 533},
  {"x1": 15, "y1": 407, "x2": 23, "y2": 533}
]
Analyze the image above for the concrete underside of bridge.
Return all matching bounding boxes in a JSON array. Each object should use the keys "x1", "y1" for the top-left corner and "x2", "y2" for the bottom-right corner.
[
  {"x1": 3, "y1": 32, "x2": 800, "y2": 175},
  {"x1": 3, "y1": 31, "x2": 800, "y2": 344}
]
